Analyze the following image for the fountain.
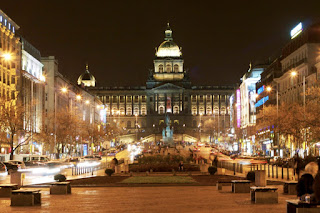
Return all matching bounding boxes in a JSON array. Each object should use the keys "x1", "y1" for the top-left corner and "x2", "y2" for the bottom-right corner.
[{"x1": 162, "y1": 114, "x2": 174, "y2": 147}]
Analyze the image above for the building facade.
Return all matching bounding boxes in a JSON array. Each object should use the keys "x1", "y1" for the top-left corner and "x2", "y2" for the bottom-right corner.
[{"x1": 82, "y1": 24, "x2": 235, "y2": 143}]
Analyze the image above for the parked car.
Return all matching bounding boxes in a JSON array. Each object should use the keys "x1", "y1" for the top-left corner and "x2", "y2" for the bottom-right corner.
[
  {"x1": 3, "y1": 162, "x2": 18, "y2": 173},
  {"x1": 8, "y1": 160, "x2": 26, "y2": 169}
]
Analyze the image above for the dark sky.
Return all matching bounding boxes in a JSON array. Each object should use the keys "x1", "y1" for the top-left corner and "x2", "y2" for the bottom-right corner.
[{"x1": 1, "y1": 1, "x2": 320, "y2": 87}]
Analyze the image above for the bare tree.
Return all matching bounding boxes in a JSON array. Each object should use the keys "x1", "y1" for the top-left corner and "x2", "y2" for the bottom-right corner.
[{"x1": 0, "y1": 98, "x2": 33, "y2": 160}]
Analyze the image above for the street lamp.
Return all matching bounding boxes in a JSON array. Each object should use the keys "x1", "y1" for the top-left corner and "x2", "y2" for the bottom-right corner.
[
  {"x1": 199, "y1": 113, "x2": 203, "y2": 142},
  {"x1": 291, "y1": 70, "x2": 306, "y2": 155},
  {"x1": 1, "y1": 53, "x2": 12, "y2": 61},
  {"x1": 135, "y1": 114, "x2": 138, "y2": 141}
]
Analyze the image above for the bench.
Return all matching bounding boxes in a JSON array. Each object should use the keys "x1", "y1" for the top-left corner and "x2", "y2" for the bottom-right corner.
[
  {"x1": 250, "y1": 186, "x2": 278, "y2": 204},
  {"x1": 0, "y1": 184, "x2": 19, "y2": 198},
  {"x1": 216, "y1": 180, "x2": 232, "y2": 190},
  {"x1": 11, "y1": 189, "x2": 41, "y2": 206},
  {"x1": 287, "y1": 200, "x2": 320, "y2": 213},
  {"x1": 284, "y1": 181, "x2": 298, "y2": 195},
  {"x1": 50, "y1": 182, "x2": 71, "y2": 195},
  {"x1": 232, "y1": 180, "x2": 251, "y2": 193}
]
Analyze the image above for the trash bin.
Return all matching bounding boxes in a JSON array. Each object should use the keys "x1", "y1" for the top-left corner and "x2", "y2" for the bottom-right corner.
[{"x1": 10, "y1": 171, "x2": 23, "y2": 187}]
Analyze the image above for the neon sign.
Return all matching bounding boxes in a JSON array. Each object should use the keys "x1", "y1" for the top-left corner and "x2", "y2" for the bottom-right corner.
[
  {"x1": 257, "y1": 85, "x2": 265, "y2": 95},
  {"x1": 255, "y1": 96, "x2": 269, "y2": 108},
  {"x1": 236, "y1": 89, "x2": 241, "y2": 128},
  {"x1": 291, "y1": 22, "x2": 303, "y2": 39}
]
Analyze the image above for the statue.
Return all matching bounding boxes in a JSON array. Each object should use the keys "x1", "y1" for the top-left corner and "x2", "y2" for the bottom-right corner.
[{"x1": 162, "y1": 114, "x2": 174, "y2": 147}]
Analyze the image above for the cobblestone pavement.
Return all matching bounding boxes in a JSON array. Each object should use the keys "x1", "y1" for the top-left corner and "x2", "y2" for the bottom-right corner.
[{"x1": 0, "y1": 185, "x2": 296, "y2": 213}]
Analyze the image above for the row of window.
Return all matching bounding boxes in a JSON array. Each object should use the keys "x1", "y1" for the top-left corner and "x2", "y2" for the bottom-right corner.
[
  {"x1": 103, "y1": 95, "x2": 146, "y2": 104},
  {"x1": 0, "y1": 71, "x2": 15, "y2": 85},
  {"x1": 0, "y1": 88, "x2": 15, "y2": 100},
  {"x1": 0, "y1": 15, "x2": 15, "y2": 33},
  {"x1": 157, "y1": 64, "x2": 180, "y2": 73},
  {"x1": 107, "y1": 106, "x2": 147, "y2": 116},
  {"x1": 191, "y1": 95, "x2": 227, "y2": 102},
  {"x1": 191, "y1": 106, "x2": 228, "y2": 115}
]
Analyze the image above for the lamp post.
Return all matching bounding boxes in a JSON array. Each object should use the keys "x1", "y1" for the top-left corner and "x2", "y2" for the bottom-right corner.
[
  {"x1": 199, "y1": 113, "x2": 203, "y2": 142},
  {"x1": 135, "y1": 114, "x2": 138, "y2": 142},
  {"x1": 291, "y1": 71, "x2": 306, "y2": 155}
]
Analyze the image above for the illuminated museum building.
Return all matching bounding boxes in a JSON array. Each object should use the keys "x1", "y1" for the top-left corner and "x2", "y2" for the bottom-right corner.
[{"x1": 79, "y1": 25, "x2": 235, "y2": 140}]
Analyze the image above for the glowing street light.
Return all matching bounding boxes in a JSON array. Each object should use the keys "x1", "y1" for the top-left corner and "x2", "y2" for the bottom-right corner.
[
  {"x1": 2, "y1": 53, "x2": 12, "y2": 61},
  {"x1": 291, "y1": 71, "x2": 297, "y2": 77},
  {"x1": 61, "y1": 87, "x2": 68, "y2": 93},
  {"x1": 76, "y1": 95, "x2": 82, "y2": 100},
  {"x1": 85, "y1": 100, "x2": 90, "y2": 105}
]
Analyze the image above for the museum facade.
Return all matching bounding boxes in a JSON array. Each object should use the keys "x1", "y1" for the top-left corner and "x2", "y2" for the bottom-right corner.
[{"x1": 79, "y1": 24, "x2": 235, "y2": 142}]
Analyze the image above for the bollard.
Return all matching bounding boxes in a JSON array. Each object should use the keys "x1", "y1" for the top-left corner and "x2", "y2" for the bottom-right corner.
[
  {"x1": 272, "y1": 165, "x2": 274, "y2": 178},
  {"x1": 240, "y1": 164, "x2": 243, "y2": 173},
  {"x1": 276, "y1": 165, "x2": 278, "y2": 178},
  {"x1": 233, "y1": 163, "x2": 236, "y2": 175},
  {"x1": 256, "y1": 164, "x2": 259, "y2": 170},
  {"x1": 268, "y1": 164, "x2": 270, "y2": 177},
  {"x1": 281, "y1": 166, "x2": 284, "y2": 179},
  {"x1": 287, "y1": 165, "x2": 289, "y2": 180}
]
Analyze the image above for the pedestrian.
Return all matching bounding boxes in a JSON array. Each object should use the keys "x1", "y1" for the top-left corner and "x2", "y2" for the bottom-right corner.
[
  {"x1": 294, "y1": 153, "x2": 302, "y2": 180},
  {"x1": 213, "y1": 155, "x2": 218, "y2": 167},
  {"x1": 296, "y1": 172, "x2": 314, "y2": 200},
  {"x1": 179, "y1": 161, "x2": 184, "y2": 171},
  {"x1": 312, "y1": 159, "x2": 320, "y2": 203}
]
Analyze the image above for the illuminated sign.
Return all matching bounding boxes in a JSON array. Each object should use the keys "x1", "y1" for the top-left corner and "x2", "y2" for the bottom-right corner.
[
  {"x1": 236, "y1": 89, "x2": 241, "y2": 128},
  {"x1": 255, "y1": 96, "x2": 269, "y2": 108},
  {"x1": 257, "y1": 85, "x2": 265, "y2": 95},
  {"x1": 290, "y1": 22, "x2": 303, "y2": 39}
]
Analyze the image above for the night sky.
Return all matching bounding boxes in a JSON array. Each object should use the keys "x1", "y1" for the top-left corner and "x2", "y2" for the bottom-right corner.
[{"x1": 1, "y1": 1, "x2": 320, "y2": 87}]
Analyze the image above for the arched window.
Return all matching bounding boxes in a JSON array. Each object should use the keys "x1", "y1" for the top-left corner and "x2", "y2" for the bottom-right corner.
[
  {"x1": 192, "y1": 107, "x2": 197, "y2": 115},
  {"x1": 141, "y1": 107, "x2": 146, "y2": 115},
  {"x1": 127, "y1": 121, "x2": 131, "y2": 128},
  {"x1": 127, "y1": 107, "x2": 132, "y2": 116},
  {"x1": 173, "y1": 106, "x2": 179, "y2": 114},
  {"x1": 158, "y1": 64, "x2": 163, "y2": 73},
  {"x1": 199, "y1": 107, "x2": 204, "y2": 115},
  {"x1": 159, "y1": 106, "x2": 165, "y2": 114},
  {"x1": 174, "y1": 64, "x2": 179, "y2": 72},
  {"x1": 166, "y1": 64, "x2": 171, "y2": 73},
  {"x1": 134, "y1": 107, "x2": 139, "y2": 115}
]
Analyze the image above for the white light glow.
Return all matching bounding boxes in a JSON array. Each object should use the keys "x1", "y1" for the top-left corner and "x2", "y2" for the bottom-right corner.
[{"x1": 291, "y1": 22, "x2": 303, "y2": 39}]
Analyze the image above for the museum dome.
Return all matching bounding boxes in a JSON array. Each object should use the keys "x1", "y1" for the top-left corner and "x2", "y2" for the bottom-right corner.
[
  {"x1": 156, "y1": 23, "x2": 182, "y2": 58},
  {"x1": 77, "y1": 64, "x2": 96, "y2": 87}
]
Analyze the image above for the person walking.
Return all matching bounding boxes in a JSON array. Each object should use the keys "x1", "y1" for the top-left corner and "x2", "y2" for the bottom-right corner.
[
  {"x1": 179, "y1": 161, "x2": 184, "y2": 171},
  {"x1": 213, "y1": 155, "x2": 218, "y2": 167}
]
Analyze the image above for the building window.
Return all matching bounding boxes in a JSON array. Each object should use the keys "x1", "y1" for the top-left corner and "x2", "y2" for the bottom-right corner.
[
  {"x1": 134, "y1": 107, "x2": 139, "y2": 115},
  {"x1": 150, "y1": 97, "x2": 153, "y2": 102},
  {"x1": 174, "y1": 64, "x2": 179, "y2": 72},
  {"x1": 127, "y1": 121, "x2": 131, "y2": 128},
  {"x1": 127, "y1": 96, "x2": 131, "y2": 102},
  {"x1": 127, "y1": 107, "x2": 132, "y2": 115},
  {"x1": 120, "y1": 96, "x2": 124, "y2": 103},
  {"x1": 192, "y1": 107, "x2": 197, "y2": 115},
  {"x1": 134, "y1": 96, "x2": 139, "y2": 103},
  {"x1": 199, "y1": 107, "x2": 204, "y2": 115},
  {"x1": 159, "y1": 106, "x2": 165, "y2": 114},
  {"x1": 105, "y1": 96, "x2": 110, "y2": 103},
  {"x1": 166, "y1": 64, "x2": 171, "y2": 73},
  {"x1": 11, "y1": 75, "x2": 15, "y2": 84},
  {"x1": 158, "y1": 64, "x2": 163, "y2": 73},
  {"x1": 173, "y1": 106, "x2": 179, "y2": 114},
  {"x1": 141, "y1": 96, "x2": 146, "y2": 102},
  {"x1": 141, "y1": 107, "x2": 146, "y2": 115},
  {"x1": 199, "y1": 95, "x2": 204, "y2": 102},
  {"x1": 112, "y1": 96, "x2": 117, "y2": 103},
  {"x1": 191, "y1": 95, "x2": 196, "y2": 102}
]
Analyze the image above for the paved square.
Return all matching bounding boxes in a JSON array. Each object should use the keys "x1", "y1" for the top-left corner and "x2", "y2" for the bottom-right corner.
[{"x1": 0, "y1": 185, "x2": 296, "y2": 212}]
